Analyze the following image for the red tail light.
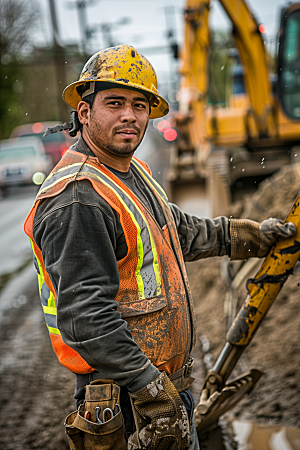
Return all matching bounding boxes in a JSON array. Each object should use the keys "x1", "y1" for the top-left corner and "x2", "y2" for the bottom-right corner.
[
  {"x1": 163, "y1": 128, "x2": 177, "y2": 142},
  {"x1": 32, "y1": 122, "x2": 44, "y2": 133}
]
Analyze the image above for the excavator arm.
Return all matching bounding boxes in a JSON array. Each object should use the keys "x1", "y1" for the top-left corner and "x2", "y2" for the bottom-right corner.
[
  {"x1": 219, "y1": 0, "x2": 276, "y2": 139},
  {"x1": 178, "y1": 0, "x2": 210, "y2": 161},
  {"x1": 165, "y1": 0, "x2": 213, "y2": 217}
]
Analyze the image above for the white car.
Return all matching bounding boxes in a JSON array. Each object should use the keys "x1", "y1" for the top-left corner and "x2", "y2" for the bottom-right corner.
[{"x1": 0, "y1": 137, "x2": 52, "y2": 191}]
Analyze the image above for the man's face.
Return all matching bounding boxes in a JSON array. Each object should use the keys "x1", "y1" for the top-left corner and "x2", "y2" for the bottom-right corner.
[{"x1": 82, "y1": 88, "x2": 150, "y2": 158}]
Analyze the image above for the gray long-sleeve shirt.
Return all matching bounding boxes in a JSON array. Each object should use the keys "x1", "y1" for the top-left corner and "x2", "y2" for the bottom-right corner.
[{"x1": 32, "y1": 137, "x2": 231, "y2": 393}]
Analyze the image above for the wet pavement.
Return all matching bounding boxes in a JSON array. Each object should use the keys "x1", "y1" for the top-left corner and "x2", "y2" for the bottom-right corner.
[{"x1": 0, "y1": 186, "x2": 36, "y2": 278}]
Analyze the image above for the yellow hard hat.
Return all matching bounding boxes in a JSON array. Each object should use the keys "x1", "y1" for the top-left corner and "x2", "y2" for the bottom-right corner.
[{"x1": 63, "y1": 45, "x2": 169, "y2": 119}]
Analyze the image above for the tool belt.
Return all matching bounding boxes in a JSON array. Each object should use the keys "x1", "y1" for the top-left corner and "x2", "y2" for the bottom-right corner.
[
  {"x1": 65, "y1": 360, "x2": 194, "y2": 449},
  {"x1": 65, "y1": 379, "x2": 127, "y2": 450}
]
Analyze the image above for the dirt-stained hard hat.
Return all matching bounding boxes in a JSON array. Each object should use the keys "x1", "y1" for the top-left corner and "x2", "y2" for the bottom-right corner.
[{"x1": 63, "y1": 45, "x2": 169, "y2": 119}]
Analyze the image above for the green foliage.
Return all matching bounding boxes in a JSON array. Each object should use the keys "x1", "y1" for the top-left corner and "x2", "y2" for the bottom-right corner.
[{"x1": 0, "y1": 59, "x2": 25, "y2": 139}]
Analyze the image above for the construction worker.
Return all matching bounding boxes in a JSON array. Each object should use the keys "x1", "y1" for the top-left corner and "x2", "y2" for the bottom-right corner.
[{"x1": 24, "y1": 45, "x2": 296, "y2": 450}]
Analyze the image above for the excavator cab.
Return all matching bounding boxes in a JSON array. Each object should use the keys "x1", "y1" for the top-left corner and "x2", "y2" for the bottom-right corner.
[{"x1": 278, "y1": 3, "x2": 300, "y2": 120}]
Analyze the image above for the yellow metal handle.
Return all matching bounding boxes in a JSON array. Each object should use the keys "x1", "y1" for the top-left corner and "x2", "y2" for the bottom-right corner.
[{"x1": 227, "y1": 191, "x2": 300, "y2": 346}]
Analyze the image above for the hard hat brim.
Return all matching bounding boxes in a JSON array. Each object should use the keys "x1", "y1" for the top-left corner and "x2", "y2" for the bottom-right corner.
[{"x1": 63, "y1": 79, "x2": 169, "y2": 119}]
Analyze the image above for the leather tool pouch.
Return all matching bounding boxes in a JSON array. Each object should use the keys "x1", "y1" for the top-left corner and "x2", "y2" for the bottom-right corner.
[{"x1": 64, "y1": 379, "x2": 127, "y2": 450}]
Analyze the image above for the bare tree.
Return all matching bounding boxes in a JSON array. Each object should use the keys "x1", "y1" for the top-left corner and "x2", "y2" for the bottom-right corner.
[
  {"x1": 0, "y1": 0, "x2": 40, "y2": 138},
  {"x1": 0, "y1": 0, "x2": 40, "y2": 59}
]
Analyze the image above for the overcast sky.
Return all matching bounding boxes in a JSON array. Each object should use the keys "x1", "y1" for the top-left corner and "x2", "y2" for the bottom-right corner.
[{"x1": 32, "y1": 0, "x2": 295, "y2": 90}]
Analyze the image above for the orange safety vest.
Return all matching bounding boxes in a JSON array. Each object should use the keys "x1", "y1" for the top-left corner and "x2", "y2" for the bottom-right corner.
[{"x1": 24, "y1": 149, "x2": 196, "y2": 376}]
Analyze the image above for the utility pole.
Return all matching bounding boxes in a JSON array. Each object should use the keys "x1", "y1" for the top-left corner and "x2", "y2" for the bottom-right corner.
[
  {"x1": 101, "y1": 23, "x2": 115, "y2": 48},
  {"x1": 66, "y1": 0, "x2": 96, "y2": 57},
  {"x1": 87, "y1": 17, "x2": 130, "y2": 50},
  {"x1": 75, "y1": 1, "x2": 89, "y2": 55},
  {"x1": 48, "y1": 0, "x2": 68, "y2": 120},
  {"x1": 164, "y1": 6, "x2": 180, "y2": 95}
]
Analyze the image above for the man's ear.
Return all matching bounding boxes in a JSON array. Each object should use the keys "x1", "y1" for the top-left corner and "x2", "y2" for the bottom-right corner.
[{"x1": 78, "y1": 101, "x2": 90, "y2": 125}]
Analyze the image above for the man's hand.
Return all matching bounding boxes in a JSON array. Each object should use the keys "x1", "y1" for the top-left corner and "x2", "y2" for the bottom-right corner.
[
  {"x1": 128, "y1": 371, "x2": 190, "y2": 450},
  {"x1": 258, "y1": 218, "x2": 297, "y2": 257},
  {"x1": 230, "y1": 218, "x2": 296, "y2": 260}
]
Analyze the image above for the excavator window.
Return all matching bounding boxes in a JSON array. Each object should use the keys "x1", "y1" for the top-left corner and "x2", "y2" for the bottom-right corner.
[{"x1": 279, "y1": 8, "x2": 300, "y2": 119}]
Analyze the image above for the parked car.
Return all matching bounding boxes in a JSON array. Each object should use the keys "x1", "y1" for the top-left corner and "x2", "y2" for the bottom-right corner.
[
  {"x1": 0, "y1": 137, "x2": 52, "y2": 192},
  {"x1": 10, "y1": 122, "x2": 78, "y2": 167}
]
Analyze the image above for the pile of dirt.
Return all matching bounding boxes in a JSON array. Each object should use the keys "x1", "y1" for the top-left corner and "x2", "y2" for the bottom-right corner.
[
  {"x1": 228, "y1": 163, "x2": 300, "y2": 221},
  {"x1": 187, "y1": 162, "x2": 300, "y2": 428}
]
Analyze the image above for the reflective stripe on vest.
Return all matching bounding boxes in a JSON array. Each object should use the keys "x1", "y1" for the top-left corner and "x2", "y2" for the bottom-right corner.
[
  {"x1": 31, "y1": 240, "x2": 60, "y2": 335},
  {"x1": 39, "y1": 159, "x2": 162, "y2": 300}
]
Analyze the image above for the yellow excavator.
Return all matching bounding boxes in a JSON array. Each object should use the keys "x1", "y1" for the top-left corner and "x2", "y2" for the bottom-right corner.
[{"x1": 165, "y1": 0, "x2": 300, "y2": 218}]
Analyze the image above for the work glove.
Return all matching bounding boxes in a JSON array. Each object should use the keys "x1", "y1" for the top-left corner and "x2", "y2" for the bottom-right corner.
[
  {"x1": 128, "y1": 371, "x2": 190, "y2": 450},
  {"x1": 258, "y1": 218, "x2": 296, "y2": 257},
  {"x1": 230, "y1": 218, "x2": 296, "y2": 260}
]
